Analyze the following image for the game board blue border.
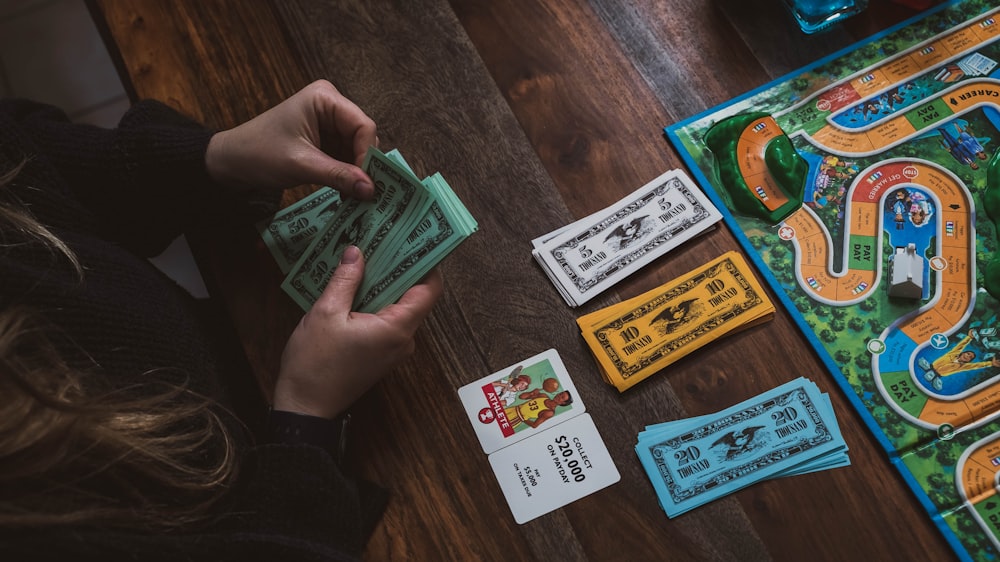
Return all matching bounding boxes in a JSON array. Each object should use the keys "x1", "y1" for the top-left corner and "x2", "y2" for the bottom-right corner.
[{"x1": 665, "y1": 1, "x2": 973, "y2": 559}]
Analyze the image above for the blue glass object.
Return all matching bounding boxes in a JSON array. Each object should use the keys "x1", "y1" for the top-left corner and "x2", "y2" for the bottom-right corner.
[{"x1": 783, "y1": 0, "x2": 869, "y2": 33}]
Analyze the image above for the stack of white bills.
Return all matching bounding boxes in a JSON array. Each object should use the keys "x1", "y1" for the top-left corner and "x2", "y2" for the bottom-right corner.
[{"x1": 531, "y1": 169, "x2": 722, "y2": 307}]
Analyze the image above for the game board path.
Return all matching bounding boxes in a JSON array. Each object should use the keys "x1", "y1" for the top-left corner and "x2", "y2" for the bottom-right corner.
[
  {"x1": 955, "y1": 434, "x2": 1000, "y2": 551},
  {"x1": 696, "y1": 10, "x2": 1000, "y2": 553},
  {"x1": 777, "y1": 159, "x2": 988, "y2": 433},
  {"x1": 779, "y1": 9, "x2": 1000, "y2": 156},
  {"x1": 807, "y1": 78, "x2": 1000, "y2": 157}
]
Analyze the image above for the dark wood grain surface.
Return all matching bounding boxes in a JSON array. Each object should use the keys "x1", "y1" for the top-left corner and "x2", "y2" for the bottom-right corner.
[{"x1": 89, "y1": 1, "x2": 957, "y2": 560}]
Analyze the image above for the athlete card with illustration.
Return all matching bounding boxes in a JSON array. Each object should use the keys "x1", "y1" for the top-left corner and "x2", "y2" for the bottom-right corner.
[
  {"x1": 458, "y1": 348, "x2": 585, "y2": 455},
  {"x1": 488, "y1": 413, "x2": 620, "y2": 524}
]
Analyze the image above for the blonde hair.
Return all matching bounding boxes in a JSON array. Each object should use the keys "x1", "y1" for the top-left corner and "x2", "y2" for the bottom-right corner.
[
  {"x1": 0, "y1": 163, "x2": 240, "y2": 530},
  {"x1": 0, "y1": 161, "x2": 81, "y2": 276}
]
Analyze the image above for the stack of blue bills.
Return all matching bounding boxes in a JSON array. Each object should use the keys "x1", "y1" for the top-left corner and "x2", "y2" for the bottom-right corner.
[{"x1": 635, "y1": 377, "x2": 850, "y2": 517}]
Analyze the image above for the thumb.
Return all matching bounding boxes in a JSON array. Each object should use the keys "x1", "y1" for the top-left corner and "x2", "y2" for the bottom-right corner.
[
  {"x1": 298, "y1": 146, "x2": 374, "y2": 200},
  {"x1": 316, "y1": 245, "x2": 364, "y2": 312}
]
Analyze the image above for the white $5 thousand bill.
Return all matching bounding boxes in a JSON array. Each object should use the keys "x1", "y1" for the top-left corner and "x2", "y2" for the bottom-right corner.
[{"x1": 532, "y1": 169, "x2": 722, "y2": 307}]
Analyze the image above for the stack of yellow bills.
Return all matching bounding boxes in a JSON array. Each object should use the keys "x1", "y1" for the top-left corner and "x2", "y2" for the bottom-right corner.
[{"x1": 577, "y1": 251, "x2": 775, "y2": 392}]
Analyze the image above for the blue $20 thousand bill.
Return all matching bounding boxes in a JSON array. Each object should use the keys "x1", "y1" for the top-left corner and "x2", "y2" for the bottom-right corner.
[{"x1": 635, "y1": 377, "x2": 848, "y2": 517}]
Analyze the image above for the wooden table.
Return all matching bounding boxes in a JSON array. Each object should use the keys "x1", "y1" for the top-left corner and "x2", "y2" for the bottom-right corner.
[{"x1": 89, "y1": 1, "x2": 957, "y2": 560}]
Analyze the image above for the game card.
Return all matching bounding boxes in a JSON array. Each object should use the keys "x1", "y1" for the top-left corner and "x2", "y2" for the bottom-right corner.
[
  {"x1": 458, "y1": 349, "x2": 585, "y2": 454},
  {"x1": 488, "y1": 413, "x2": 620, "y2": 524}
]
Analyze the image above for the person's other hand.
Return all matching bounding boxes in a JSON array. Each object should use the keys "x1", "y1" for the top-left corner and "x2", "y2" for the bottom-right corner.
[
  {"x1": 206, "y1": 80, "x2": 377, "y2": 199},
  {"x1": 273, "y1": 245, "x2": 443, "y2": 419}
]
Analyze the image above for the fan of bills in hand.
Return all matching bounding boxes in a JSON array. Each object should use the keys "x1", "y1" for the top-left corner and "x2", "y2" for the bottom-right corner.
[{"x1": 258, "y1": 147, "x2": 477, "y2": 313}]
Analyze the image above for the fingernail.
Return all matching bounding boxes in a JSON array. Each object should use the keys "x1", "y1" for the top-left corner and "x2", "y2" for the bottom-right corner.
[
  {"x1": 340, "y1": 245, "x2": 360, "y2": 264},
  {"x1": 353, "y1": 180, "x2": 373, "y2": 199}
]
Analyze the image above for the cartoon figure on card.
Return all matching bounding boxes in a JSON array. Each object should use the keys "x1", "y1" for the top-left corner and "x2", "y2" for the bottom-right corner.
[
  {"x1": 460, "y1": 350, "x2": 584, "y2": 451},
  {"x1": 492, "y1": 366, "x2": 532, "y2": 407},
  {"x1": 504, "y1": 379, "x2": 574, "y2": 431}
]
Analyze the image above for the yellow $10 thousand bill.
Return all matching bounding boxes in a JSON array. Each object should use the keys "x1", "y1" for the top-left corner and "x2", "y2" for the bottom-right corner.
[{"x1": 577, "y1": 251, "x2": 775, "y2": 392}]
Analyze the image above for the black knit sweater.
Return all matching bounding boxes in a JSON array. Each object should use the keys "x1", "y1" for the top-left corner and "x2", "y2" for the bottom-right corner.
[{"x1": 0, "y1": 99, "x2": 384, "y2": 561}]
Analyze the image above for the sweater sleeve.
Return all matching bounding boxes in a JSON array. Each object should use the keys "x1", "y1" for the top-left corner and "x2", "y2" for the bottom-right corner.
[
  {"x1": 219, "y1": 444, "x2": 388, "y2": 555},
  {"x1": 3, "y1": 98, "x2": 238, "y2": 256},
  {"x1": 0, "y1": 444, "x2": 387, "y2": 561}
]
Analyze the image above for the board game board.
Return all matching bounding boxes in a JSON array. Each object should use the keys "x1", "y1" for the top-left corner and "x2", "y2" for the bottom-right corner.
[{"x1": 667, "y1": 1, "x2": 1000, "y2": 560}]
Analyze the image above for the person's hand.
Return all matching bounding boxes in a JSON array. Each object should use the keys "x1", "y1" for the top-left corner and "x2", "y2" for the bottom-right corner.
[
  {"x1": 205, "y1": 80, "x2": 377, "y2": 199},
  {"x1": 272, "y1": 245, "x2": 443, "y2": 419}
]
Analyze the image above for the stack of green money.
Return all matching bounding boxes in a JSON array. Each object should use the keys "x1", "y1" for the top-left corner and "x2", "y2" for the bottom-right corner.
[
  {"x1": 259, "y1": 186, "x2": 342, "y2": 274},
  {"x1": 635, "y1": 377, "x2": 850, "y2": 517},
  {"x1": 259, "y1": 146, "x2": 477, "y2": 313}
]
